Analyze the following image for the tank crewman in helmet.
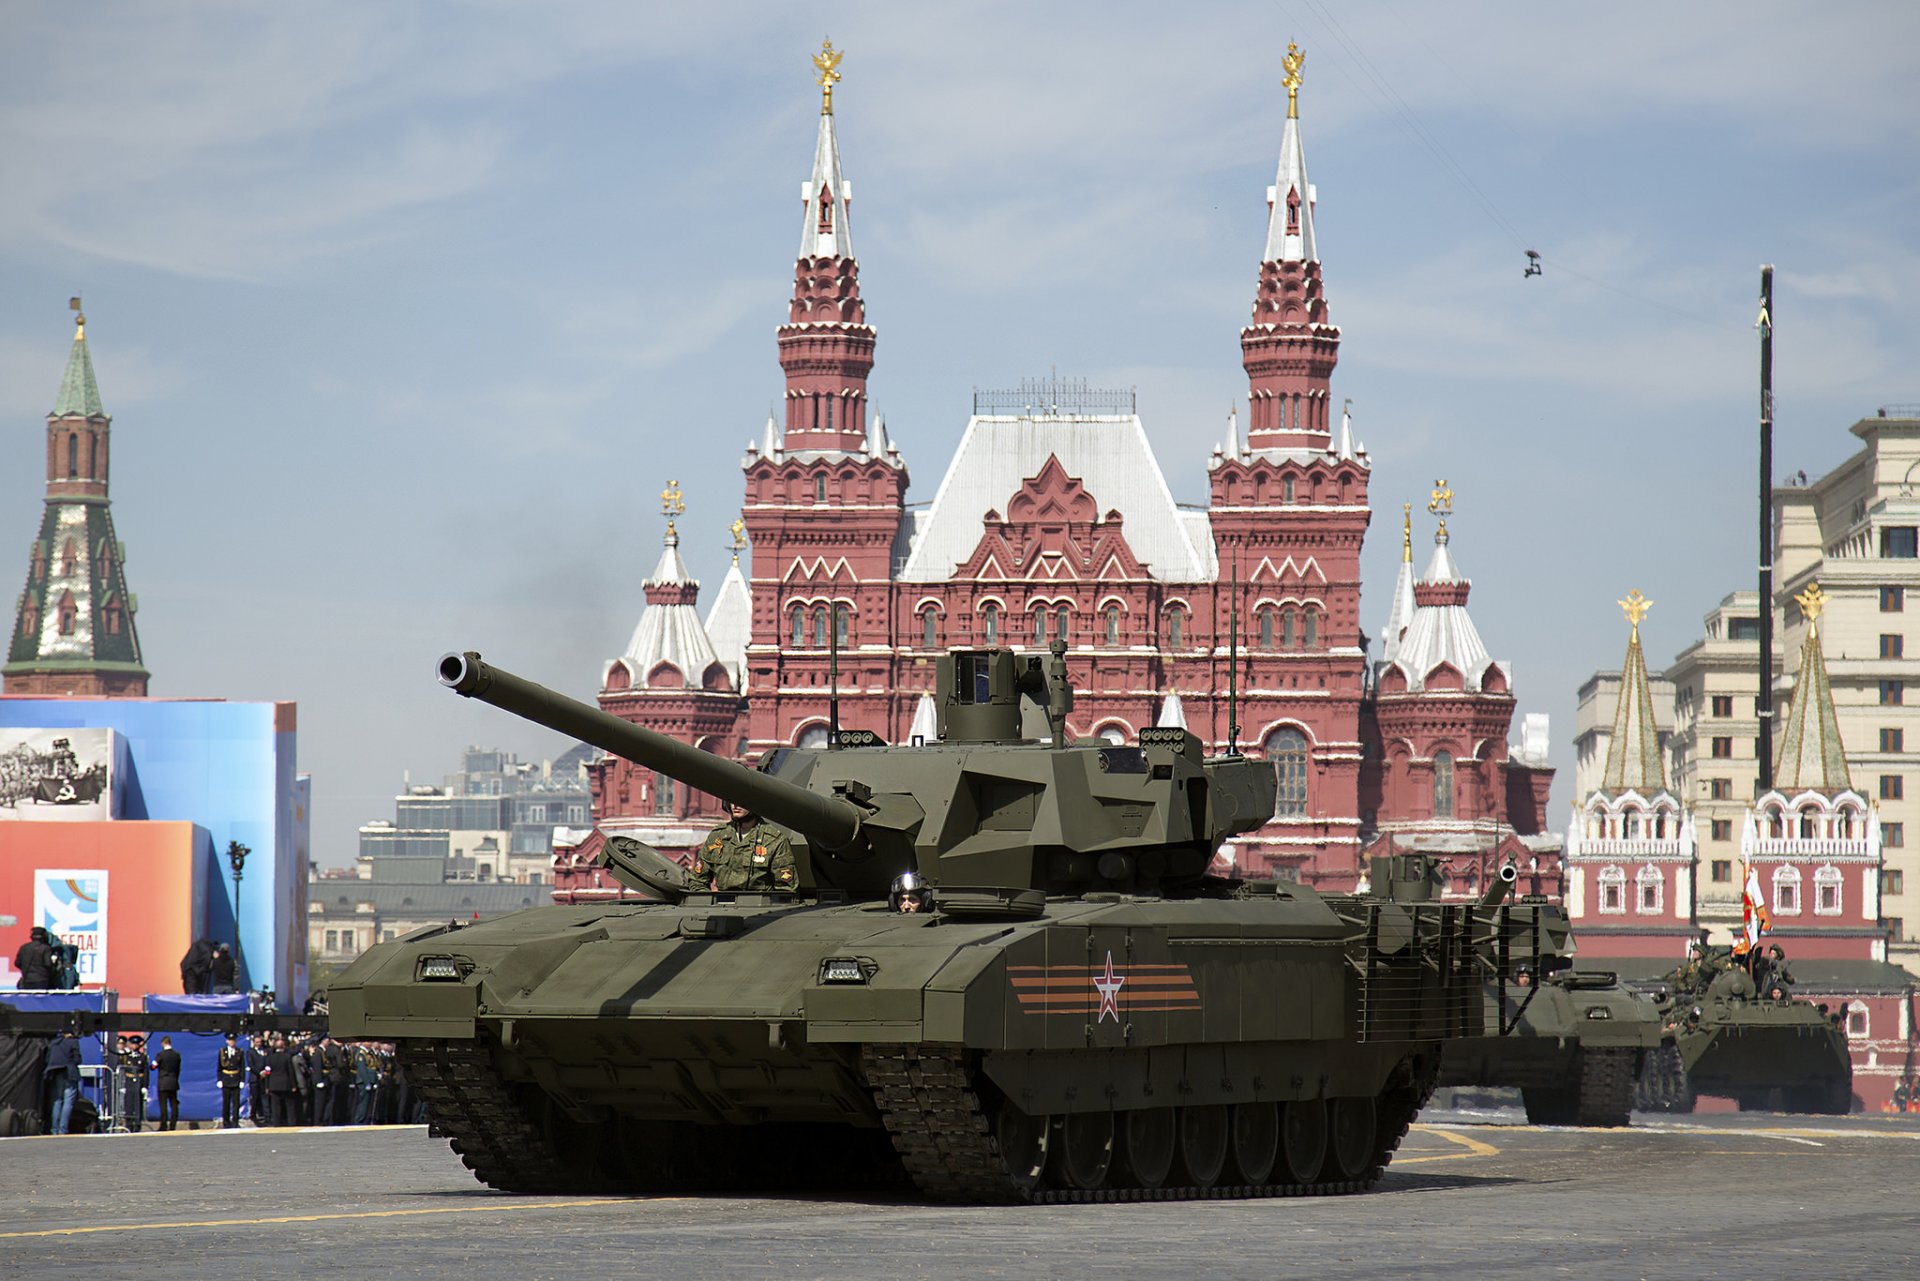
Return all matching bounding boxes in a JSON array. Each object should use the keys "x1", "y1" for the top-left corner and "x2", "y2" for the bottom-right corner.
[
  {"x1": 889, "y1": 872, "x2": 930, "y2": 914},
  {"x1": 690, "y1": 800, "x2": 796, "y2": 891}
]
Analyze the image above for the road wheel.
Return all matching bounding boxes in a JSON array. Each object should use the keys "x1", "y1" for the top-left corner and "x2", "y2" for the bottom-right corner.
[
  {"x1": 1048, "y1": 1112, "x2": 1114, "y2": 1190},
  {"x1": 1114, "y1": 1107, "x2": 1176, "y2": 1189},
  {"x1": 1323, "y1": 1096, "x2": 1377, "y2": 1181},
  {"x1": 1277, "y1": 1099, "x2": 1328, "y2": 1184},
  {"x1": 1174, "y1": 1105, "x2": 1229, "y2": 1187},
  {"x1": 993, "y1": 1102, "x2": 1049, "y2": 1196},
  {"x1": 1228, "y1": 1101, "x2": 1279, "y2": 1184}
]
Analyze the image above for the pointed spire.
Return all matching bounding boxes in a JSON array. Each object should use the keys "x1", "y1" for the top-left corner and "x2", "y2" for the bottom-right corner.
[
  {"x1": 800, "y1": 40, "x2": 854, "y2": 261},
  {"x1": 1263, "y1": 43, "x2": 1317, "y2": 265},
  {"x1": 1156, "y1": 693, "x2": 1189, "y2": 730},
  {"x1": 1380, "y1": 503, "x2": 1418, "y2": 664},
  {"x1": 761, "y1": 412, "x2": 782, "y2": 458},
  {"x1": 704, "y1": 523, "x2": 754, "y2": 693},
  {"x1": 907, "y1": 693, "x2": 938, "y2": 743},
  {"x1": 1774, "y1": 582, "x2": 1853, "y2": 791},
  {"x1": 1602, "y1": 590, "x2": 1667, "y2": 792},
  {"x1": 1335, "y1": 398, "x2": 1355, "y2": 460},
  {"x1": 1225, "y1": 402, "x2": 1241, "y2": 458},
  {"x1": 1241, "y1": 44, "x2": 1339, "y2": 454},
  {"x1": 610, "y1": 483, "x2": 719, "y2": 690},
  {"x1": 54, "y1": 298, "x2": 104, "y2": 419}
]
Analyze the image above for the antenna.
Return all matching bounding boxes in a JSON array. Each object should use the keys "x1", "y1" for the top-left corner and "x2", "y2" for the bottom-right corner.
[
  {"x1": 1757, "y1": 264, "x2": 1775, "y2": 791},
  {"x1": 1227, "y1": 553, "x2": 1241, "y2": 756},
  {"x1": 828, "y1": 603, "x2": 841, "y2": 749}
]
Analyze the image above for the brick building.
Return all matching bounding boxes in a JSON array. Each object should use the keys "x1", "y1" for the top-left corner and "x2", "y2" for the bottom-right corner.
[{"x1": 555, "y1": 45, "x2": 1553, "y2": 900}]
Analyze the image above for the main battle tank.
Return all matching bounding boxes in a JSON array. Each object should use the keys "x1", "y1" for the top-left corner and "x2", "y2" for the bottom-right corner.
[
  {"x1": 1434, "y1": 865, "x2": 1665, "y2": 1127},
  {"x1": 330, "y1": 645, "x2": 1573, "y2": 1202},
  {"x1": 1633, "y1": 947, "x2": 1852, "y2": 1114}
]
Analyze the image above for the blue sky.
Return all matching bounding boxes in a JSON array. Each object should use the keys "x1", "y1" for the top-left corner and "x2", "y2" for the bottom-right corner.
[{"x1": 3, "y1": 2, "x2": 1916, "y2": 867}]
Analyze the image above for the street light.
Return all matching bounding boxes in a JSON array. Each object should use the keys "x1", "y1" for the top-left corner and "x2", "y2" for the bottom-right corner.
[{"x1": 227, "y1": 840, "x2": 249, "y2": 990}]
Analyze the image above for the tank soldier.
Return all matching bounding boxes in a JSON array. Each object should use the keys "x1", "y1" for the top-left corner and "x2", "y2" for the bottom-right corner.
[
  {"x1": 690, "y1": 800, "x2": 796, "y2": 891},
  {"x1": 889, "y1": 872, "x2": 930, "y2": 914}
]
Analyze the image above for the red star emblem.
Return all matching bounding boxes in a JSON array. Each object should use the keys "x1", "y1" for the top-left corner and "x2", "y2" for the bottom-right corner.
[{"x1": 1092, "y1": 950, "x2": 1125, "y2": 1023}]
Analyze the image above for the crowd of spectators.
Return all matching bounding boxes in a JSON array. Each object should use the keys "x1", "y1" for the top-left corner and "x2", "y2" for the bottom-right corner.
[{"x1": 100, "y1": 1031, "x2": 428, "y2": 1131}]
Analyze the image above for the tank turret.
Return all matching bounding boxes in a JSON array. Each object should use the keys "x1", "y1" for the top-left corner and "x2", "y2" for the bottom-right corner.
[{"x1": 439, "y1": 647, "x2": 1274, "y2": 901}]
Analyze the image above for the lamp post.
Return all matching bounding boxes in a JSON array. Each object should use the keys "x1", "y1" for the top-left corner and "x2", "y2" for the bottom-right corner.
[{"x1": 227, "y1": 840, "x2": 250, "y2": 990}]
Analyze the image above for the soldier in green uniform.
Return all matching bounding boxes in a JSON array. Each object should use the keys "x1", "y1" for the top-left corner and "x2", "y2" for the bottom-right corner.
[{"x1": 690, "y1": 800, "x2": 796, "y2": 891}]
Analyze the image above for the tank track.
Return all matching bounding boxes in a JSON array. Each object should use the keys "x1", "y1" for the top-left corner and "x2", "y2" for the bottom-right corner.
[
  {"x1": 1574, "y1": 1046, "x2": 1637, "y2": 1126},
  {"x1": 1633, "y1": 1043, "x2": 1694, "y2": 1113},
  {"x1": 397, "y1": 1038, "x2": 593, "y2": 1195},
  {"x1": 861, "y1": 1044, "x2": 1430, "y2": 1204}
]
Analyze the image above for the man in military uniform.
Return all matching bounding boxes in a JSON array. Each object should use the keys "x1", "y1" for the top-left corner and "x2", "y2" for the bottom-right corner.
[
  {"x1": 690, "y1": 801, "x2": 796, "y2": 891},
  {"x1": 217, "y1": 1032, "x2": 247, "y2": 1128}
]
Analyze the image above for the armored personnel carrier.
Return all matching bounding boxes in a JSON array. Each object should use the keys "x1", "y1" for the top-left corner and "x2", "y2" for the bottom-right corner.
[
  {"x1": 1633, "y1": 948, "x2": 1851, "y2": 1114},
  {"x1": 1435, "y1": 865, "x2": 1664, "y2": 1127},
  {"x1": 330, "y1": 645, "x2": 1573, "y2": 1202}
]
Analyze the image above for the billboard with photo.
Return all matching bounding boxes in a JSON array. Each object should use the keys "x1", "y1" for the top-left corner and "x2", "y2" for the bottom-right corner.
[
  {"x1": 0, "y1": 700, "x2": 304, "y2": 1005},
  {"x1": 0, "y1": 726, "x2": 124, "y2": 821},
  {"x1": 32, "y1": 868, "x2": 108, "y2": 984}
]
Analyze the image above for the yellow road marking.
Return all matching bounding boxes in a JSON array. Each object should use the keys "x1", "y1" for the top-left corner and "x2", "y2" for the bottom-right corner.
[
  {"x1": 0, "y1": 1197, "x2": 649, "y2": 1239},
  {"x1": 1394, "y1": 1124, "x2": 1500, "y2": 1165}
]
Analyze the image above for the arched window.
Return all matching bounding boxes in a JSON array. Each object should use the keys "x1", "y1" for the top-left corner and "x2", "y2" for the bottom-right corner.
[
  {"x1": 834, "y1": 603, "x2": 850, "y2": 647},
  {"x1": 1266, "y1": 728, "x2": 1308, "y2": 816},
  {"x1": 790, "y1": 605, "x2": 805, "y2": 647},
  {"x1": 1798, "y1": 808, "x2": 1819, "y2": 840},
  {"x1": 1283, "y1": 475, "x2": 1295, "y2": 503},
  {"x1": 1280, "y1": 608, "x2": 1296, "y2": 649},
  {"x1": 1624, "y1": 809, "x2": 1641, "y2": 839},
  {"x1": 1166, "y1": 608, "x2": 1184, "y2": 648},
  {"x1": 1432, "y1": 750, "x2": 1455, "y2": 818},
  {"x1": 814, "y1": 475, "x2": 827, "y2": 502},
  {"x1": 921, "y1": 609, "x2": 938, "y2": 649},
  {"x1": 1815, "y1": 863, "x2": 1843, "y2": 915},
  {"x1": 653, "y1": 771, "x2": 675, "y2": 816},
  {"x1": 67, "y1": 433, "x2": 77, "y2": 479},
  {"x1": 982, "y1": 603, "x2": 999, "y2": 645},
  {"x1": 56, "y1": 591, "x2": 76, "y2": 637},
  {"x1": 1598, "y1": 864, "x2": 1626, "y2": 914},
  {"x1": 1303, "y1": 609, "x2": 1318, "y2": 649},
  {"x1": 811, "y1": 605, "x2": 827, "y2": 649},
  {"x1": 1032, "y1": 609, "x2": 1047, "y2": 645},
  {"x1": 1846, "y1": 1000, "x2": 1869, "y2": 1038},
  {"x1": 1259, "y1": 609, "x2": 1275, "y2": 649},
  {"x1": 1773, "y1": 864, "x2": 1803, "y2": 915},
  {"x1": 1055, "y1": 607, "x2": 1069, "y2": 641},
  {"x1": 1636, "y1": 865, "x2": 1664, "y2": 914},
  {"x1": 1768, "y1": 807, "x2": 1786, "y2": 839},
  {"x1": 1104, "y1": 605, "x2": 1120, "y2": 646},
  {"x1": 1836, "y1": 807, "x2": 1858, "y2": 839}
]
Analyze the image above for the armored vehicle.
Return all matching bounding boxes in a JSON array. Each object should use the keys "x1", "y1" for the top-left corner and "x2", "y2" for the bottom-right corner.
[
  {"x1": 1435, "y1": 866, "x2": 1664, "y2": 1127},
  {"x1": 330, "y1": 646, "x2": 1573, "y2": 1202},
  {"x1": 1633, "y1": 948, "x2": 1851, "y2": 1114}
]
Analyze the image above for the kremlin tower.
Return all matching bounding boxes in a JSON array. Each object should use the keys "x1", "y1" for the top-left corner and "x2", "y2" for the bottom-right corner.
[{"x1": 6, "y1": 301, "x2": 149, "y2": 697}]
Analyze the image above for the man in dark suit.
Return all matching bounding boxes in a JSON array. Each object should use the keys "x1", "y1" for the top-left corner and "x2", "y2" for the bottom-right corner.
[
  {"x1": 264, "y1": 1034, "x2": 296, "y2": 1127},
  {"x1": 216, "y1": 1032, "x2": 246, "y2": 1128},
  {"x1": 151, "y1": 1036, "x2": 182, "y2": 1131}
]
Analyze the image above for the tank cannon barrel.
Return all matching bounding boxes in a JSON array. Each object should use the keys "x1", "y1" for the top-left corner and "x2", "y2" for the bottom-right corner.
[
  {"x1": 1479, "y1": 861, "x2": 1518, "y2": 907},
  {"x1": 437, "y1": 651, "x2": 864, "y2": 850}
]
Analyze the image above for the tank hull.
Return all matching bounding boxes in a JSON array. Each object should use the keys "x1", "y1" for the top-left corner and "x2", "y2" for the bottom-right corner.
[
  {"x1": 1436, "y1": 977, "x2": 1662, "y2": 1126},
  {"x1": 332, "y1": 889, "x2": 1545, "y2": 1199}
]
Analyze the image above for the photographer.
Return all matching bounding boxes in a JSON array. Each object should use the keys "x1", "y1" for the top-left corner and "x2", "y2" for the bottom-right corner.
[{"x1": 13, "y1": 926, "x2": 56, "y2": 990}]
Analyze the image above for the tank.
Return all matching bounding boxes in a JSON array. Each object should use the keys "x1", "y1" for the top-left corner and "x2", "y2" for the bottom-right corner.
[
  {"x1": 1435, "y1": 865, "x2": 1665, "y2": 1126},
  {"x1": 328, "y1": 645, "x2": 1575, "y2": 1202},
  {"x1": 1633, "y1": 946, "x2": 1852, "y2": 1114}
]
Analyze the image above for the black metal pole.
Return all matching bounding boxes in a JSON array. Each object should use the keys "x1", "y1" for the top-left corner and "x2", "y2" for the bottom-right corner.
[
  {"x1": 828, "y1": 605, "x2": 841, "y2": 748},
  {"x1": 1758, "y1": 264, "x2": 1775, "y2": 792},
  {"x1": 232, "y1": 868, "x2": 245, "y2": 989},
  {"x1": 1227, "y1": 553, "x2": 1241, "y2": 756}
]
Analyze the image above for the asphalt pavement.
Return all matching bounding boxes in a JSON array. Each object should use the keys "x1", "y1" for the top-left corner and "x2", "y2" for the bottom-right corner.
[{"x1": 4, "y1": 1107, "x2": 1918, "y2": 1279}]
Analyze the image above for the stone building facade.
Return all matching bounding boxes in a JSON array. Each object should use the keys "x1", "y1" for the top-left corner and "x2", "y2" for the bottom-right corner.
[{"x1": 555, "y1": 46, "x2": 1554, "y2": 900}]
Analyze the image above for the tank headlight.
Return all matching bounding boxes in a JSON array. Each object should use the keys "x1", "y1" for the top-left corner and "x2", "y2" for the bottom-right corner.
[
  {"x1": 1584, "y1": 1007, "x2": 1612, "y2": 1020},
  {"x1": 820, "y1": 957, "x2": 868, "y2": 984},
  {"x1": 419, "y1": 955, "x2": 463, "y2": 981}
]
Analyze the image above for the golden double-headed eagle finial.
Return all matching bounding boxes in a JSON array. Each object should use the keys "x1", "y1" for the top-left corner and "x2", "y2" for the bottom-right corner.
[
  {"x1": 1282, "y1": 43, "x2": 1305, "y2": 119},
  {"x1": 1401, "y1": 502, "x2": 1412, "y2": 562},
  {"x1": 1427, "y1": 479, "x2": 1453, "y2": 517},
  {"x1": 1795, "y1": 582, "x2": 1828, "y2": 632},
  {"x1": 660, "y1": 480, "x2": 685, "y2": 538},
  {"x1": 814, "y1": 38, "x2": 844, "y2": 115},
  {"x1": 69, "y1": 295, "x2": 85, "y2": 340},
  {"x1": 1619, "y1": 589, "x2": 1653, "y2": 641},
  {"x1": 728, "y1": 517, "x2": 748, "y2": 563}
]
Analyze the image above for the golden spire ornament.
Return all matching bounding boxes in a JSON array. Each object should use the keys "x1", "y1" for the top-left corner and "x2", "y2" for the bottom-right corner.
[
  {"x1": 1795, "y1": 582, "x2": 1828, "y2": 633},
  {"x1": 1619, "y1": 589, "x2": 1653, "y2": 641},
  {"x1": 813, "y1": 38, "x2": 844, "y2": 115},
  {"x1": 1427, "y1": 478, "x2": 1453, "y2": 539},
  {"x1": 660, "y1": 479, "x2": 685, "y2": 538},
  {"x1": 728, "y1": 517, "x2": 748, "y2": 565},
  {"x1": 1401, "y1": 503, "x2": 1412, "y2": 562},
  {"x1": 1282, "y1": 43, "x2": 1305, "y2": 119},
  {"x1": 69, "y1": 295, "x2": 85, "y2": 340}
]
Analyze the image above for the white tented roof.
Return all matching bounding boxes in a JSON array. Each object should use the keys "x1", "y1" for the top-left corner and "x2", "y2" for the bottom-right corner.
[
  {"x1": 899, "y1": 414, "x2": 1215, "y2": 582},
  {"x1": 703, "y1": 559, "x2": 753, "y2": 691},
  {"x1": 609, "y1": 538, "x2": 723, "y2": 689},
  {"x1": 1263, "y1": 114, "x2": 1317, "y2": 264},
  {"x1": 1388, "y1": 532, "x2": 1504, "y2": 692}
]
